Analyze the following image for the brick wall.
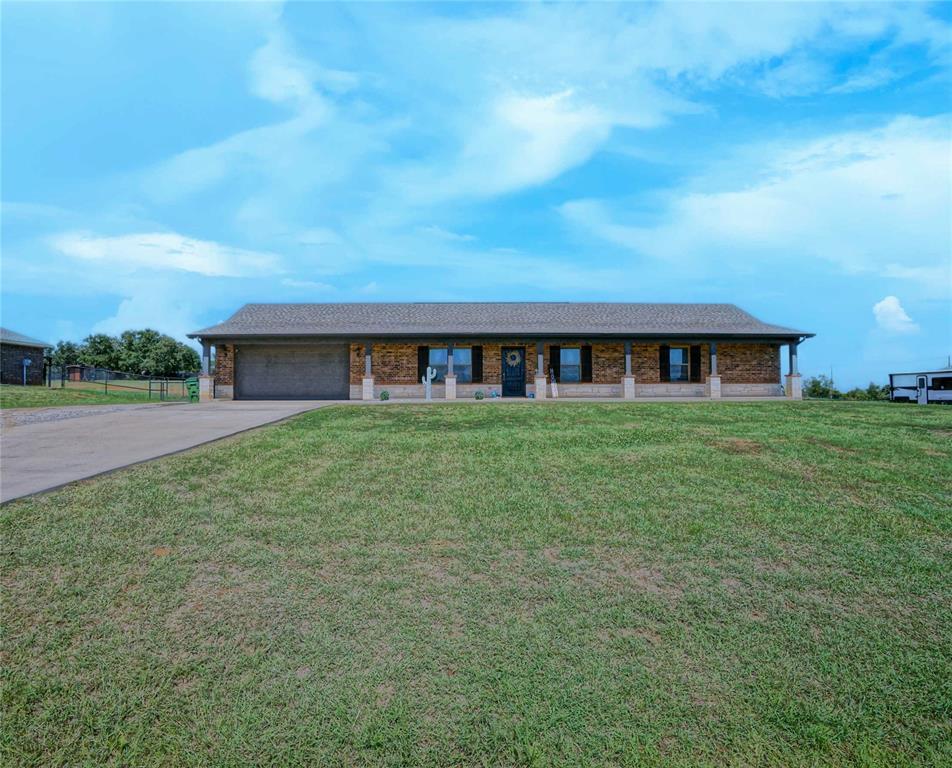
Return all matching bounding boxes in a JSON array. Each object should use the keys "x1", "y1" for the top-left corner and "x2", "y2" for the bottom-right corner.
[
  {"x1": 592, "y1": 343, "x2": 624, "y2": 383},
  {"x1": 346, "y1": 340, "x2": 776, "y2": 387},
  {"x1": 214, "y1": 344, "x2": 234, "y2": 386},
  {"x1": 353, "y1": 341, "x2": 545, "y2": 386},
  {"x1": 0, "y1": 343, "x2": 45, "y2": 385},
  {"x1": 718, "y1": 343, "x2": 780, "y2": 384}
]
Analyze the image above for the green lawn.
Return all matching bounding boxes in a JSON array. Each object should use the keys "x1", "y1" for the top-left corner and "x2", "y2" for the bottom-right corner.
[
  {"x1": 2, "y1": 402, "x2": 950, "y2": 767},
  {"x1": 0, "y1": 384, "x2": 181, "y2": 409}
]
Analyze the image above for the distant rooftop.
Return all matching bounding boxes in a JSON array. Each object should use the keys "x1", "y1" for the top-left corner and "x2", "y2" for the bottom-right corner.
[
  {"x1": 191, "y1": 302, "x2": 811, "y2": 340},
  {"x1": 0, "y1": 327, "x2": 51, "y2": 348}
]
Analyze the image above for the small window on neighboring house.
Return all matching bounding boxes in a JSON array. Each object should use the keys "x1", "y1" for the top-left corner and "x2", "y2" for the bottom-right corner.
[
  {"x1": 669, "y1": 346, "x2": 690, "y2": 382},
  {"x1": 560, "y1": 348, "x2": 581, "y2": 382}
]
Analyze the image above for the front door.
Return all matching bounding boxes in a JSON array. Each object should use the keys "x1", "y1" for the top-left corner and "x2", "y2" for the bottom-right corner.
[
  {"x1": 917, "y1": 375, "x2": 928, "y2": 405},
  {"x1": 501, "y1": 346, "x2": 526, "y2": 397}
]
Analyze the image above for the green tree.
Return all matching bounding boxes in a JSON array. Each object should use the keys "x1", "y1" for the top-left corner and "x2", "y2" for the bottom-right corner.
[
  {"x1": 79, "y1": 334, "x2": 120, "y2": 370},
  {"x1": 842, "y1": 382, "x2": 890, "y2": 401},
  {"x1": 70, "y1": 330, "x2": 199, "y2": 375},
  {"x1": 113, "y1": 329, "x2": 199, "y2": 375},
  {"x1": 50, "y1": 340, "x2": 82, "y2": 367},
  {"x1": 803, "y1": 374, "x2": 840, "y2": 399}
]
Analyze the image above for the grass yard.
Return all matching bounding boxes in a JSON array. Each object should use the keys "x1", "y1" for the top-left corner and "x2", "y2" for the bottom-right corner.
[
  {"x1": 0, "y1": 384, "x2": 181, "y2": 409},
  {"x1": 2, "y1": 402, "x2": 950, "y2": 766}
]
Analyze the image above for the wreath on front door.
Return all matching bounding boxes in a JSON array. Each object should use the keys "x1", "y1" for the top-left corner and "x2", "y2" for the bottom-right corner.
[{"x1": 505, "y1": 350, "x2": 522, "y2": 367}]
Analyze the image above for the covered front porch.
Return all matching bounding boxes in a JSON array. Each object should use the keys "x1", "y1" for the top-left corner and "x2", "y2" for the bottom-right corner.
[{"x1": 345, "y1": 339, "x2": 804, "y2": 401}]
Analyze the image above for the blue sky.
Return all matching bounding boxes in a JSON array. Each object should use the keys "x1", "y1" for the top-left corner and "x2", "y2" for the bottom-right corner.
[{"x1": 2, "y1": 1, "x2": 950, "y2": 387}]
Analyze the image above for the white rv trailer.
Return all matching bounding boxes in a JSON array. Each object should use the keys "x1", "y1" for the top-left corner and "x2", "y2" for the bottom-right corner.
[{"x1": 888, "y1": 369, "x2": 952, "y2": 405}]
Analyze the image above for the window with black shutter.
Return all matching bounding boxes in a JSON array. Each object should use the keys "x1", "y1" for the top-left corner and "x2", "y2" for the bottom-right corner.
[
  {"x1": 417, "y1": 346, "x2": 428, "y2": 382},
  {"x1": 659, "y1": 345, "x2": 671, "y2": 382},
  {"x1": 550, "y1": 345, "x2": 561, "y2": 381},
  {"x1": 689, "y1": 345, "x2": 702, "y2": 383},
  {"x1": 471, "y1": 346, "x2": 483, "y2": 383},
  {"x1": 581, "y1": 345, "x2": 593, "y2": 383}
]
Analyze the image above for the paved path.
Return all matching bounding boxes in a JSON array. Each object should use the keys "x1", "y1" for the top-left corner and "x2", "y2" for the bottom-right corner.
[{"x1": 0, "y1": 401, "x2": 335, "y2": 503}]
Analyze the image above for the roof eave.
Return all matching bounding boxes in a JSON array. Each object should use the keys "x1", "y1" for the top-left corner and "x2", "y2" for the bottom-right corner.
[{"x1": 191, "y1": 330, "x2": 813, "y2": 342}]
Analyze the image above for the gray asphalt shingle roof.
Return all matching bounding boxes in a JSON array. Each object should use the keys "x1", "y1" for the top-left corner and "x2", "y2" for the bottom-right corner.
[
  {"x1": 190, "y1": 303, "x2": 810, "y2": 340},
  {"x1": 0, "y1": 327, "x2": 51, "y2": 348}
]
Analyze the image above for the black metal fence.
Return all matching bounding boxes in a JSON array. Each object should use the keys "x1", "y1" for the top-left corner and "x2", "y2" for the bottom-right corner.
[{"x1": 46, "y1": 364, "x2": 193, "y2": 401}]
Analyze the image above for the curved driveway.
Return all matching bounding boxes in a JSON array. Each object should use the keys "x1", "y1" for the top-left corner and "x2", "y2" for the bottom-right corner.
[{"x1": 0, "y1": 401, "x2": 334, "y2": 503}]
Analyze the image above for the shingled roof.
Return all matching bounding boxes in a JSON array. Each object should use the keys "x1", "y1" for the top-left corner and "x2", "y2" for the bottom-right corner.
[
  {"x1": 190, "y1": 303, "x2": 810, "y2": 340},
  {"x1": 0, "y1": 327, "x2": 51, "y2": 348}
]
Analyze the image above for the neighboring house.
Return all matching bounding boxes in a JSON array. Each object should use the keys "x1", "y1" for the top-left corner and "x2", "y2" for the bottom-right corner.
[
  {"x1": 0, "y1": 328, "x2": 50, "y2": 386},
  {"x1": 189, "y1": 303, "x2": 813, "y2": 401},
  {"x1": 889, "y1": 368, "x2": 952, "y2": 405}
]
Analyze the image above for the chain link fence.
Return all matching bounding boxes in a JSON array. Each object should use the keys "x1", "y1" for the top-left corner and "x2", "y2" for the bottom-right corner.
[{"x1": 46, "y1": 364, "x2": 193, "y2": 401}]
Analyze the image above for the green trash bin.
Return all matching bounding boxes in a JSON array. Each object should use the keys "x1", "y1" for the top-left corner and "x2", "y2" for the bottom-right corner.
[{"x1": 185, "y1": 377, "x2": 200, "y2": 403}]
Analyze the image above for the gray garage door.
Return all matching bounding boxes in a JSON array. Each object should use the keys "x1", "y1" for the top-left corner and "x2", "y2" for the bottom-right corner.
[{"x1": 235, "y1": 344, "x2": 350, "y2": 400}]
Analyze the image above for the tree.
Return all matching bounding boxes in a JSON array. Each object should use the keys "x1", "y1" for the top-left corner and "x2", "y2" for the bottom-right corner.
[
  {"x1": 60, "y1": 330, "x2": 200, "y2": 375},
  {"x1": 50, "y1": 340, "x2": 82, "y2": 367},
  {"x1": 113, "y1": 328, "x2": 199, "y2": 376},
  {"x1": 803, "y1": 374, "x2": 839, "y2": 399},
  {"x1": 842, "y1": 382, "x2": 890, "y2": 401},
  {"x1": 79, "y1": 334, "x2": 120, "y2": 370}
]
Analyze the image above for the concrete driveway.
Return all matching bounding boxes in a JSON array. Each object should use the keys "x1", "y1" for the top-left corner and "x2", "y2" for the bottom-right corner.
[{"x1": 0, "y1": 400, "x2": 334, "y2": 503}]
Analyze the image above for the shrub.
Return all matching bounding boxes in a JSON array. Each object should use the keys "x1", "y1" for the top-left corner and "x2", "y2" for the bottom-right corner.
[
  {"x1": 803, "y1": 374, "x2": 838, "y2": 399},
  {"x1": 380, "y1": 390, "x2": 390, "y2": 401}
]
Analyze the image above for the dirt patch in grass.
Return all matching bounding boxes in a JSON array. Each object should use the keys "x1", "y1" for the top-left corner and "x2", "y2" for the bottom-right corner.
[
  {"x1": 803, "y1": 436, "x2": 856, "y2": 454},
  {"x1": 541, "y1": 546, "x2": 684, "y2": 598},
  {"x1": 712, "y1": 438, "x2": 763, "y2": 454}
]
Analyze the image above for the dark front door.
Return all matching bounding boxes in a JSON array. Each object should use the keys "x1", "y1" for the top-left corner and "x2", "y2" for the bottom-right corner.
[{"x1": 501, "y1": 346, "x2": 526, "y2": 397}]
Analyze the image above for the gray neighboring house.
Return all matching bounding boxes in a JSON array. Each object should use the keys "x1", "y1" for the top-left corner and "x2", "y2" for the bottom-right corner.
[
  {"x1": 190, "y1": 302, "x2": 813, "y2": 401},
  {"x1": 0, "y1": 328, "x2": 51, "y2": 386}
]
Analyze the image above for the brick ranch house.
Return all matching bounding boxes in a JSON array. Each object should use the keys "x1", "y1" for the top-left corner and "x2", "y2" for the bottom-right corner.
[
  {"x1": 189, "y1": 303, "x2": 812, "y2": 401},
  {"x1": 0, "y1": 328, "x2": 50, "y2": 386}
]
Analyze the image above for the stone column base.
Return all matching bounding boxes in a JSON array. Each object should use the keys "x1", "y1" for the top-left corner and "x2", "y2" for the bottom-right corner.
[
  {"x1": 706, "y1": 375, "x2": 722, "y2": 399},
  {"x1": 785, "y1": 374, "x2": 802, "y2": 400},
  {"x1": 622, "y1": 375, "x2": 635, "y2": 400},
  {"x1": 534, "y1": 376, "x2": 547, "y2": 399},
  {"x1": 445, "y1": 376, "x2": 457, "y2": 400},
  {"x1": 362, "y1": 377, "x2": 374, "y2": 400},
  {"x1": 199, "y1": 375, "x2": 214, "y2": 401}
]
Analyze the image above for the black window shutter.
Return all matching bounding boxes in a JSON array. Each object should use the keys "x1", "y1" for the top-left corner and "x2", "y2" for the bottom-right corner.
[
  {"x1": 472, "y1": 346, "x2": 483, "y2": 383},
  {"x1": 550, "y1": 345, "x2": 561, "y2": 381},
  {"x1": 659, "y1": 345, "x2": 670, "y2": 382},
  {"x1": 690, "y1": 345, "x2": 701, "y2": 383},
  {"x1": 581, "y1": 345, "x2": 593, "y2": 383},
  {"x1": 417, "y1": 346, "x2": 428, "y2": 382}
]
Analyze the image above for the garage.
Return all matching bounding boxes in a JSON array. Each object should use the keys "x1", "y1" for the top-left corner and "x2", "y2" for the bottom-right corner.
[{"x1": 234, "y1": 344, "x2": 350, "y2": 400}]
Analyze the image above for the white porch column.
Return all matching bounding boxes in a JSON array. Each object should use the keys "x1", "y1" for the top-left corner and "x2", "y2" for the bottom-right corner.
[
  {"x1": 534, "y1": 341, "x2": 546, "y2": 399},
  {"x1": 706, "y1": 341, "x2": 721, "y2": 399},
  {"x1": 362, "y1": 343, "x2": 374, "y2": 400},
  {"x1": 622, "y1": 340, "x2": 635, "y2": 399},
  {"x1": 785, "y1": 341, "x2": 802, "y2": 400},
  {"x1": 444, "y1": 344, "x2": 457, "y2": 399}
]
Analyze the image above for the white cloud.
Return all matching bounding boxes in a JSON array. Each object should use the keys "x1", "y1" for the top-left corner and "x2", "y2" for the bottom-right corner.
[
  {"x1": 297, "y1": 228, "x2": 343, "y2": 246},
  {"x1": 560, "y1": 115, "x2": 952, "y2": 279},
  {"x1": 873, "y1": 295, "x2": 919, "y2": 334},
  {"x1": 418, "y1": 225, "x2": 475, "y2": 242},
  {"x1": 51, "y1": 231, "x2": 280, "y2": 278},
  {"x1": 281, "y1": 278, "x2": 335, "y2": 291}
]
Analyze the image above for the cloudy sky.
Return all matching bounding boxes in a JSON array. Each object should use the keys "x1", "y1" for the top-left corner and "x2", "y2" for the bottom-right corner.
[{"x1": 2, "y1": 1, "x2": 950, "y2": 386}]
